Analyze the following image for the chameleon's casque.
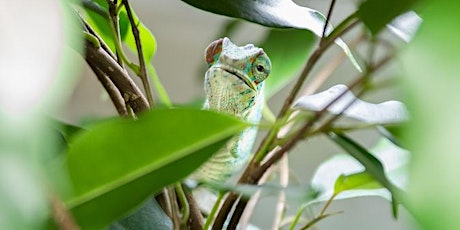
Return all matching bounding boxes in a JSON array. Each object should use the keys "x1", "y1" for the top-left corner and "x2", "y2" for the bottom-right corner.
[{"x1": 191, "y1": 37, "x2": 271, "y2": 183}]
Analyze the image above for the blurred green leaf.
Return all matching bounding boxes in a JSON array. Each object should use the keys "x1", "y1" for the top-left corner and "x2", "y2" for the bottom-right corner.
[
  {"x1": 65, "y1": 108, "x2": 247, "y2": 229},
  {"x1": 402, "y1": 1, "x2": 460, "y2": 229},
  {"x1": 262, "y1": 29, "x2": 315, "y2": 98},
  {"x1": 311, "y1": 139, "x2": 409, "y2": 202},
  {"x1": 121, "y1": 7, "x2": 157, "y2": 62},
  {"x1": 334, "y1": 171, "x2": 383, "y2": 194},
  {"x1": 181, "y1": 0, "x2": 361, "y2": 71},
  {"x1": 358, "y1": 0, "x2": 420, "y2": 35},
  {"x1": 328, "y1": 133, "x2": 389, "y2": 189},
  {"x1": 327, "y1": 133, "x2": 404, "y2": 216},
  {"x1": 82, "y1": 0, "x2": 156, "y2": 61}
]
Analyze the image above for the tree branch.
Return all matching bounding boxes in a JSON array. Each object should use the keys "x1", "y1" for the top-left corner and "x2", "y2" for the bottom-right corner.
[
  {"x1": 84, "y1": 40, "x2": 149, "y2": 113},
  {"x1": 91, "y1": 66, "x2": 129, "y2": 116}
]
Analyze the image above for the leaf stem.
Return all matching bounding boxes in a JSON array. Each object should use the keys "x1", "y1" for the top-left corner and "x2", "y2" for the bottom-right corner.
[
  {"x1": 203, "y1": 192, "x2": 225, "y2": 230},
  {"x1": 175, "y1": 183, "x2": 190, "y2": 225}
]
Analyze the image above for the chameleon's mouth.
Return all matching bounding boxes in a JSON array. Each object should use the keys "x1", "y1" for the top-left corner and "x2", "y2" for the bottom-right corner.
[{"x1": 221, "y1": 68, "x2": 257, "y2": 92}]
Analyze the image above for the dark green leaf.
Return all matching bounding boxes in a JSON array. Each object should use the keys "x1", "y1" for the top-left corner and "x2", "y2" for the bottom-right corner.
[
  {"x1": 109, "y1": 198, "x2": 172, "y2": 230},
  {"x1": 358, "y1": 0, "x2": 420, "y2": 35},
  {"x1": 262, "y1": 29, "x2": 315, "y2": 98},
  {"x1": 65, "y1": 108, "x2": 246, "y2": 229},
  {"x1": 181, "y1": 0, "x2": 361, "y2": 71}
]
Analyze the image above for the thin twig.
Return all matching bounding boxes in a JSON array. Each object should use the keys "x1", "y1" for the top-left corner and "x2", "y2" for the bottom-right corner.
[
  {"x1": 320, "y1": 0, "x2": 337, "y2": 46},
  {"x1": 121, "y1": 0, "x2": 155, "y2": 107},
  {"x1": 108, "y1": 0, "x2": 123, "y2": 65}
]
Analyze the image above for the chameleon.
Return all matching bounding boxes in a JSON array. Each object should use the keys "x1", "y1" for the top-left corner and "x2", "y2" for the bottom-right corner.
[{"x1": 190, "y1": 37, "x2": 272, "y2": 184}]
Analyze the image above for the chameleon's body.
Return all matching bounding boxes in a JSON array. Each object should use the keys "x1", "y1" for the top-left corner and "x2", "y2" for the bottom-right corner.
[{"x1": 191, "y1": 38, "x2": 271, "y2": 183}]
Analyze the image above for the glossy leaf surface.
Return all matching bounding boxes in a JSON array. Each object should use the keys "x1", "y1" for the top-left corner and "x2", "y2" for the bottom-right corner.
[
  {"x1": 358, "y1": 0, "x2": 420, "y2": 35},
  {"x1": 65, "y1": 108, "x2": 246, "y2": 229}
]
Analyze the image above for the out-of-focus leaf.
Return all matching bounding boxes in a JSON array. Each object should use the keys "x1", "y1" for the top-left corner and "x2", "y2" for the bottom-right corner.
[
  {"x1": 82, "y1": 0, "x2": 157, "y2": 60},
  {"x1": 358, "y1": 0, "x2": 420, "y2": 35},
  {"x1": 65, "y1": 108, "x2": 247, "y2": 229},
  {"x1": 181, "y1": 0, "x2": 362, "y2": 71},
  {"x1": 121, "y1": 7, "x2": 157, "y2": 62},
  {"x1": 402, "y1": 1, "x2": 460, "y2": 229},
  {"x1": 388, "y1": 11, "x2": 422, "y2": 42},
  {"x1": 262, "y1": 29, "x2": 315, "y2": 98},
  {"x1": 334, "y1": 171, "x2": 382, "y2": 194},
  {"x1": 311, "y1": 138, "x2": 409, "y2": 202},
  {"x1": 293, "y1": 84, "x2": 409, "y2": 125},
  {"x1": 109, "y1": 198, "x2": 172, "y2": 230}
]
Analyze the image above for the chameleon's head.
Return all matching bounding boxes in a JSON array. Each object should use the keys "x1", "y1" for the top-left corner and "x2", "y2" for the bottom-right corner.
[
  {"x1": 203, "y1": 38, "x2": 271, "y2": 117},
  {"x1": 204, "y1": 37, "x2": 271, "y2": 92}
]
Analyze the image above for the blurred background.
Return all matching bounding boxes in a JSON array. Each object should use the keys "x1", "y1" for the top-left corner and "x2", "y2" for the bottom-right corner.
[{"x1": 58, "y1": 1, "x2": 417, "y2": 229}]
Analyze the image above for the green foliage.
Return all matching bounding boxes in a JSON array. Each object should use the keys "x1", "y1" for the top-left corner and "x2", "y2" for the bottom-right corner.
[
  {"x1": 5, "y1": 0, "x2": 457, "y2": 229},
  {"x1": 262, "y1": 29, "x2": 316, "y2": 98},
  {"x1": 64, "y1": 109, "x2": 246, "y2": 229},
  {"x1": 402, "y1": 1, "x2": 460, "y2": 229},
  {"x1": 358, "y1": 0, "x2": 420, "y2": 35}
]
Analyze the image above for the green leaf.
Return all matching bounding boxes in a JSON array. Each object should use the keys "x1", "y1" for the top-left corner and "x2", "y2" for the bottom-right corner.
[
  {"x1": 181, "y1": 0, "x2": 361, "y2": 71},
  {"x1": 401, "y1": 1, "x2": 460, "y2": 229},
  {"x1": 82, "y1": 0, "x2": 157, "y2": 61},
  {"x1": 357, "y1": 0, "x2": 420, "y2": 35},
  {"x1": 262, "y1": 29, "x2": 316, "y2": 98},
  {"x1": 65, "y1": 108, "x2": 247, "y2": 229},
  {"x1": 334, "y1": 172, "x2": 383, "y2": 194},
  {"x1": 121, "y1": 8, "x2": 157, "y2": 62},
  {"x1": 311, "y1": 138, "x2": 409, "y2": 202},
  {"x1": 109, "y1": 198, "x2": 172, "y2": 230}
]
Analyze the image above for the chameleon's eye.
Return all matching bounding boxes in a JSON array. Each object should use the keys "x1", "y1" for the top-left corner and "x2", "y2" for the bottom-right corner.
[
  {"x1": 252, "y1": 52, "x2": 271, "y2": 84},
  {"x1": 204, "y1": 38, "x2": 223, "y2": 65}
]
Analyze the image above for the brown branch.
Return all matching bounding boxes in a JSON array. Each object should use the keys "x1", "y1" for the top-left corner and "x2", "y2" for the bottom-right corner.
[
  {"x1": 121, "y1": 0, "x2": 155, "y2": 107},
  {"x1": 91, "y1": 67, "x2": 129, "y2": 116},
  {"x1": 184, "y1": 189, "x2": 204, "y2": 230},
  {"x1": 50, "y1": 194, "x2": 80, "y2": 230},
  {"x1": 84, "y1": 40, "x2": 149, "y2": 113}
]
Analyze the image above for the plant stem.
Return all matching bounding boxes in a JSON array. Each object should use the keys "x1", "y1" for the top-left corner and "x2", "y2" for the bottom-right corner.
[
  {"x1": 121, "y1": 0, "x2": 155, "y2": 107},
  {"x1": 203, "y1": 192, "x2": 224, "y2": 230},
  {"x1": 175, "y1": 183, "x2": 189, "y2": 225},
  {"x1": 320, "y1": 0, "x2": 338, "y2": 46}
]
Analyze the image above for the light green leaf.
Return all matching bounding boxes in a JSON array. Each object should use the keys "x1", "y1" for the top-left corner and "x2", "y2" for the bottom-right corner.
[
  {"x1": 65, "y1": 108, "x2": 247, "y2": 229},
  {"x1": 262, "y1": 29, "x2": 316, "y2": 98},
  {"x1": 311, "y1": 138, "x2": 409, "y2": 203},
  {"x1": 401, "y1": 1, "x2": 460, "y2": 229},
  {"x1": 334, "y1": 171, "x2": 383, "y2": 194}
]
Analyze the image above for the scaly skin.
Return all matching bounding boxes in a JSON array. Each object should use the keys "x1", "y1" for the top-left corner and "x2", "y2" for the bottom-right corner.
[{"x1": 191, "y1": 37, "x2": 271, "y2": 183}]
